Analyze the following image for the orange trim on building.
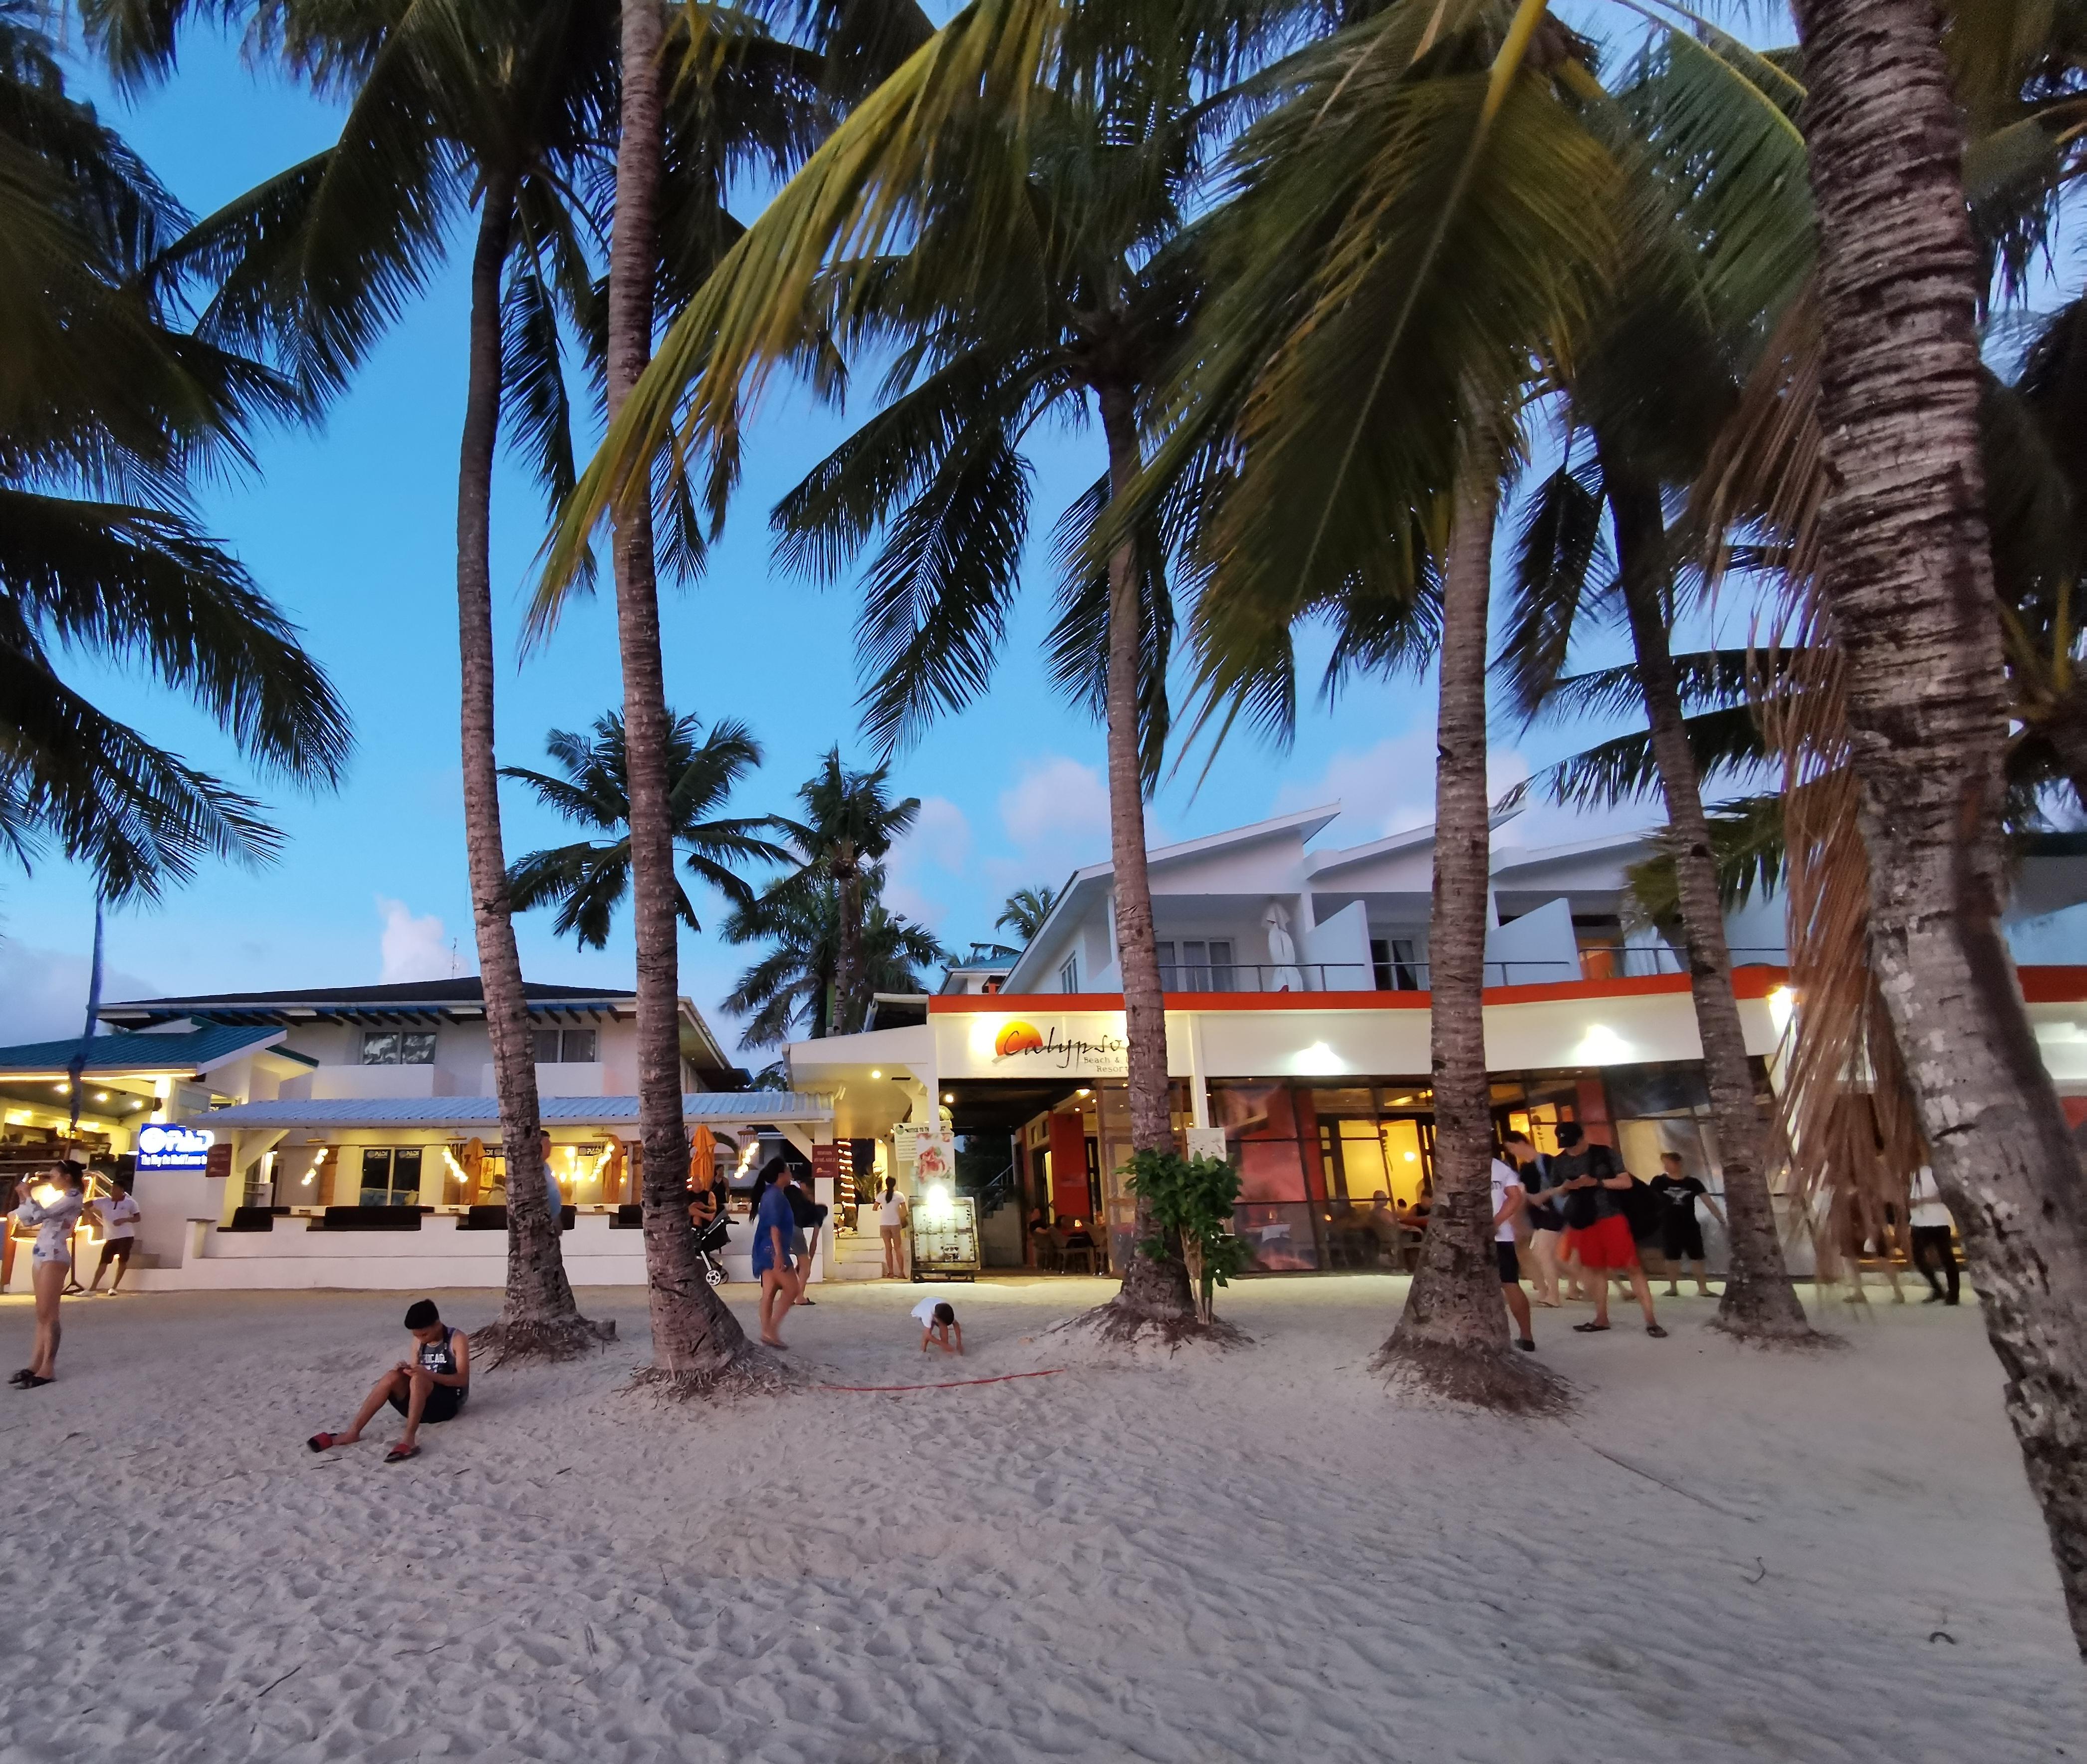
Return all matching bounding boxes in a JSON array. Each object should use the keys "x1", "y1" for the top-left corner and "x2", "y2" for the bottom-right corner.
[
  {"x1": 929, "y1": 969, "x2": 1792, "y2": 1015},
  {"x1": 2019, "y1": 967, "x2": 2087, "y2": 1004}
]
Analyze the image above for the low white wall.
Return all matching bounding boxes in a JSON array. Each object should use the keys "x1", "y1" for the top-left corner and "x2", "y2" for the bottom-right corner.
[{"x1": 127, "y1": 1210, "x2": 826, "y2": 1293}]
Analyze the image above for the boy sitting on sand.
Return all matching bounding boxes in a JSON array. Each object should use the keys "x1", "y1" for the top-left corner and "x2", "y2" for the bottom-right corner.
[
  {"x1": 306, "y1": 1299, "x2": 469, "y2": 1463},
  {"x1": 912, "y1": 1295, "x2": 962, "y2": 1355}
]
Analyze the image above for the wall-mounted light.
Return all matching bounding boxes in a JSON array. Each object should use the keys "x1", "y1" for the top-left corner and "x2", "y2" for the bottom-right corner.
[
  {"x1": 941, "y1": 1093, "x2": 955, "y2": 1104},
  {"x1": 870, "y1": 1069, "x2": 882, "y2": 1080}
]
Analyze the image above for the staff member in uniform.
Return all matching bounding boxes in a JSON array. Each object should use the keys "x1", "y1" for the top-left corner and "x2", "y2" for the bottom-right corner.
[{"x1": 86, "y1": 1180, "x2": 143, "y2": 1295}]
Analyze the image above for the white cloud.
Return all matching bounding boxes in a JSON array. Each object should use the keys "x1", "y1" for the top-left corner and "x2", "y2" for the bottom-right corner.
[
  {"x1": 884, "y1": 796, "x2": 972, "y2": 927},
  {"x1": 0, "y1": 943, "x2": 160, "y2": 1044},
  {"x1": 377, "y1": 897, "x2": 460, "y2": 983},
  {"x1": 999, "y1": 755, "x2": 1111, "y2": 858}
]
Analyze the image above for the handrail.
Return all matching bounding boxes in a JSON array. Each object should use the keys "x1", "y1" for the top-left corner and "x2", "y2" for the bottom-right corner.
[{"x1": 1155, "y1": 948, "x2": 1790, "y2": 995}]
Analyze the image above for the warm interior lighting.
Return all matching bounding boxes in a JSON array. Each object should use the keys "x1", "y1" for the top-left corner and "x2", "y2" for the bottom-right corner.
[
  {"x1": 51, "y1": 1081, "x2": 69, "y2": 1093},
  {"x1": 91, "y1": 1091, "x2": 109, "y2": 1102},
  {"x1": 941, "y1": 1093, "x2": 955, "y2": 1104},
  {"x1": 1076, "y1": 1087, "x2": 1091, "y2": 1098},
  {"x1": 870, "y1": 1069, "x2": 882, "y2": 1079}
]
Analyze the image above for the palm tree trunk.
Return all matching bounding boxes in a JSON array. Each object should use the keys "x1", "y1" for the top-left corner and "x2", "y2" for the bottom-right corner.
[
  {"x1": 1377, "y1": 472, "x2": 1549, "y2": 1409},
  {"x1": 1794, "y1": 0, "x2": 2087, "y2": 1652},
  {"x1": 456, "y1": 173, "x2": 595, "y2": 1357},
  {"x1": 1602, "y1": 460, "x2": 1814, "y2": 1342},
  {"x1": 1095, "y1": 380, "x2": 1195, "y2": 1327},
  {"x1": 835, "y1": 858, "x2": 863, "y2": 1035},
  {"x1": 608, "y1": 0, "x2": 750, "y2": 1379}
]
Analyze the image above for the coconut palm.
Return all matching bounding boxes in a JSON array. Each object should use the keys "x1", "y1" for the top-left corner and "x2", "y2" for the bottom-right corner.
[
  {"x1": 501, "y1": 709, "x2": 792, "y2": 949},
  {"x1": 0, "y1": 3, "x2": 349, "y2": 900},
  {"x1": 780, "y1": 750, "x2": 921, "y2": 1035},
  {"x1": 1486, "y1": 36, "x2": 1815, "y2": 1343},
  {"x1": 94, "y1": 0, "x2": 631, "y2": 1357},
  {"x1": 723, "y1": 863, "x2": 945, "y2": 1046},
  {"x1": 1786, "y1": 0, "x2": 2087, "y2": 1653},
  {"x1": 1149, "y1": 0, "x2": 1619, "y2": 1402},
  {"x1": 995, "y1": 884, "x2": 1059, "y2": 946}
]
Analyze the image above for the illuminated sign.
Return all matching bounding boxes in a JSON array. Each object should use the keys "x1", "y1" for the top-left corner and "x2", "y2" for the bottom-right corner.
[
  {"x1": 137, "y1": 1124, "x2": 215, "y2": 1172},
  {"x1": 989, "y1": 1020, "x2": 1127, "y2": 1074}
]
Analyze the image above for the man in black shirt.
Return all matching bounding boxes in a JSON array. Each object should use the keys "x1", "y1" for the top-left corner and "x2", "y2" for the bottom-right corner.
[
  {"x1": 1648, "y1": 1151, "x2": 1726, "y2": 1297},
  {"x1": 1553, "y1": 1124, "x2": 1665, "y2": 1337}
]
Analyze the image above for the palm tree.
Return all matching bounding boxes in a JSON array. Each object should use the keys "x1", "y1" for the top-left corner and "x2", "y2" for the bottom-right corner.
[
  {"x1": 1486, "y1": 36, "x2": 1815, "y2": 1343},
  {"x1": 723, "y1": 863, "x2": 944, "y2": 1046},
  {"x1": 1154, "y1": 0, "x2": 1616, "y2": 1402},
  {"x1": 995, "y1": 884, "x2": 1059, "y2": 946},
  {"x1": 542, "y1": 0, "x2": 1299, "y2": 1338},
  {"x1": 501, "y1": 709, "x2": 791, "y2": 948},
  {"x1": 784, "y1": 750, "x2": 921, "y2": 1035},
  {"x1": 0, "y1": 6, "x2": 350, "y2": 901},
  {"x1": 100, "y1": 0, "x2": 627, "y2": 1358},
  {"x1": 1788, "y1": 0, "x2": 2087, "y2": 1654}
]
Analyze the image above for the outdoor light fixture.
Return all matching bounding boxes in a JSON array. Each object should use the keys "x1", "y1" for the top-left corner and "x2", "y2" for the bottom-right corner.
[
  {"x1": 51, "y1": 1081, "x2": 68, "y2": 1093},
  {"x1": 1076, "y1": 1087, "x2": 1091, "y2": 1098},
  {"x1": 942, "y1": 1093, "x2": 954, "y2": 1104},
  {"x1": 870, "y1": 1069, "x2": 882, "y2": 1079}
]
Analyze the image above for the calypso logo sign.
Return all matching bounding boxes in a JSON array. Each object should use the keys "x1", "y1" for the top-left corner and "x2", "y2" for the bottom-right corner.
[
  {"x1": 990, "y1": 1018, "x2": 1127, "y2": 1072},
  {"x1": 137, "y1": 1124, "x2": 215, "y2": 1171}
]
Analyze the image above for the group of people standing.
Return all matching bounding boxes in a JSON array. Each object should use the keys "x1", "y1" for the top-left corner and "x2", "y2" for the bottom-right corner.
[
  {"x1": 1489, "y1": 1126, "x2": 1727, "y2": 1346},
  {"x1": 6, "y1": 1149, "x2": 143, "y2": 1388}
]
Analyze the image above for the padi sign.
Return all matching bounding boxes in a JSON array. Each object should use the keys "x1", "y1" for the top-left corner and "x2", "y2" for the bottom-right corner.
[{"x1": 137, "y1": 1124, "x2": 215, "y2": 1172}]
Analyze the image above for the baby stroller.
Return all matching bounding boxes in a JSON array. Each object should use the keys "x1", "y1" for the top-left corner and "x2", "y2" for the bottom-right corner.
[{"x1": 694, "y1": 1211, "x2": 730, "y2": 1285}]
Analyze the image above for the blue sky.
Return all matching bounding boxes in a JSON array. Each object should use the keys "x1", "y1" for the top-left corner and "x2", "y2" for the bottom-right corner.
[{"x1": 0, "y1": 16, "x2": 1692, "y2": 1050}]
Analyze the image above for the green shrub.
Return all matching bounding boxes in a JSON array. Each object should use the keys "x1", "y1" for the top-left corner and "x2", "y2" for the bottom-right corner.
[{"x1": 1122, "y1": 1149, "x2": 1250, "y2": 1321}]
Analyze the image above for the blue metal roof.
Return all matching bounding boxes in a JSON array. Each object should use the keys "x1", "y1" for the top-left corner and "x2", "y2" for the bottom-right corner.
[
  {"x1": 0, "y1": 1025, "x2": 308, "y2": 1075},
  {"x1": 182, "y1": 1091, "x2": 834, "y2": 1130}
]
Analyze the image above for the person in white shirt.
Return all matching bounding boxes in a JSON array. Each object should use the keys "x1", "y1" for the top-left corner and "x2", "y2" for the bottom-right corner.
[
  {"x1": 878, "y1": 1178, "x2": 909, "y2": 1279},
  {"x1": 1491, "y1": 1154, "x2": 1538, "y2": 1353},
  {"x1": 535, "y1": 1128, "x2": 565, "y2": 1217},
  {"x1": 85, "y1": 1182, "x2": 142, "y2": 1294},
  {"x1": 1907, "y1": 1165, "x2": 1960, "y2": 1306},
  {"x1": 912, "y1": 1293, "x2": 963, "y2": 1355},
  {"x1": 11, "y1": 1159, "x2": 84, "y2": 1387}
]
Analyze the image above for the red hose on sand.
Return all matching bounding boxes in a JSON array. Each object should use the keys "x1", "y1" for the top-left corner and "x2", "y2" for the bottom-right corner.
[{"x1": 816, "y1": 1368, "x2": 1067, "y2": 1393}]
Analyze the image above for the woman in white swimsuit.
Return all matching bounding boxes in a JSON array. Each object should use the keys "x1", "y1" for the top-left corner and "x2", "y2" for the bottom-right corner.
[{"x1": 12, "y1": 1161, "x2": 84, "y2": 1387}]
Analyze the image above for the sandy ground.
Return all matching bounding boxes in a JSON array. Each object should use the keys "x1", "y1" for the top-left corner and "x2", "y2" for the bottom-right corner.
[{"x1": 0, "y1": 1274, "x2": 2080, "y2": 1764}]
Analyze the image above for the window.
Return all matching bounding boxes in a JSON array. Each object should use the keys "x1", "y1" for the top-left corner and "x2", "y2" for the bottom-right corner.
[
  {"x1": 533, "y1": 1027, "x2": 598, "y2": 1063},
  {"x1": 1157, "y1": 940, "x2": 1234, "y2": 992},
  {"x1": 361, "y1": 1030, "x2": 436, "y2": 1065},
  {"x1": 1371, "y1": 937, "x2": 1422, "y2": 992},
  {"x1": 358, "y1": 1146, "x2": 424, "y2": 1207},
  {"x1": 1059, "y1": 955, "x2": 1079, "y2": 993}
]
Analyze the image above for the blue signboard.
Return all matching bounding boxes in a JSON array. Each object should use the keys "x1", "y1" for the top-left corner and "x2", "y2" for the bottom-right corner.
[{"x1": 136, "y1": 1124, "x2": 214, "y2": 1172}]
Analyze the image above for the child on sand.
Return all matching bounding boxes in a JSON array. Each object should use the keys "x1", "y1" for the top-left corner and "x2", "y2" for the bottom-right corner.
[
  {"x1": 912, "y1": 1295, "x2": 962, "y2": 1355},
  {"x1": 307, "y1": 1299, "x2": 469, "y2": 1463}
]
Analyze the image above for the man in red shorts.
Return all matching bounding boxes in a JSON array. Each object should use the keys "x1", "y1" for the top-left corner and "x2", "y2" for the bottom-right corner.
[{"x1": 1553, "y1": 1123, "x2": 1665, "y2": 1338}]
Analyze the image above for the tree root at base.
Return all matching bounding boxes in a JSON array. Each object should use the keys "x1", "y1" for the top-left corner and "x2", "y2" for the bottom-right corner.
[
  {"x1": 473, "y1": 1313, "x2": 617, "y2": 1369},
  {"x1": 625, "y1": 1345, "x2": 804, "y2": 1401},
  {"x1": 1051, "y1": 1297, "x2": 1253, "y2": 1354},
  {"x1": 1371, "y1": 1336, "x2": 1570, "y2": 1415},
  {"x1": 1706, "y1": 1308, "x2": 1843, "y2": 1350}
]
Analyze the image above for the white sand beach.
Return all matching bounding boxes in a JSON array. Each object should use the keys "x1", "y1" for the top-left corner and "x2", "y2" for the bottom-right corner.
[{"x1": 0, "y1": 1276, "x2": 2080, "y2": 1763}]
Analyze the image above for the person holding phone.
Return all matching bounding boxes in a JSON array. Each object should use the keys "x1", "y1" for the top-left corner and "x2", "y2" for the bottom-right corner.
[{"x1": 10, "y1": 1158, "x2": 85, "y2": 1387}]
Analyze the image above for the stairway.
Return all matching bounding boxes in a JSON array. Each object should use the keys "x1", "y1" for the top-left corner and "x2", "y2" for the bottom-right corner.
[{"x1": 827, "y1": 1229, "x2": 887, "y2": 1282}]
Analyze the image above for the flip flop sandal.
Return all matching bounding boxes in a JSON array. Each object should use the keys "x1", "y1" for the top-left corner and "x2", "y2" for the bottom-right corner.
[
  {"x1": 306, "y1": 1432, "x2": 339, "y2": 1453},
  {"x1": 1645, "y1": 1324, "x2": 1669, "y2": 1338},
  {"x1": 9, "y1": 1368, "x2": 33, "y2": 1387},
  {"x1": 1572, "y1": 1322, "x2": 1611, "y2": 1333},
  {"x1": 1517, "y1": 1337, "x2": 1537, "y2": 1352},
  {"x1": 19, "y1": 1375, "x2": 51, "y2": 1388},
  {"x1": 384, "y1": 1444, "x2": 420, "y2": 1464}
]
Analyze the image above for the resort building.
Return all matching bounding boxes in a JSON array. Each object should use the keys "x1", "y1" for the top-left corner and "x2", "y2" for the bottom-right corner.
[
  {"x1": 789, "y1": 807, "x2": 2087, "y2": 1276},
  {"x1": 0, "y1": 981, "x2": 840, "y2": 1290},
  {"x1": 3, "y1": 808, "x2": 2081, "y2": 1292}
]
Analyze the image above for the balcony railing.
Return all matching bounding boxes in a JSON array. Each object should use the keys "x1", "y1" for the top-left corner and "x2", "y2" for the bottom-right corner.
[{"x1": 1154, "y1": 948, "x2": 1788, "y2": 996}]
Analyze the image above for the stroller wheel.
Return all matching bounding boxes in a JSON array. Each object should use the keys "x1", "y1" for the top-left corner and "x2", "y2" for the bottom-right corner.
[{"x1": 705, "y1": 1264, "x2": 726, "y2": 1286}]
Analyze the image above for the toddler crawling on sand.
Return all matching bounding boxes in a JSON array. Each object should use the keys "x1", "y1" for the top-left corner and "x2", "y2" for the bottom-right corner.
[{"x1": 912, "y1": 1295, "x2": 962, "y2": 1355}]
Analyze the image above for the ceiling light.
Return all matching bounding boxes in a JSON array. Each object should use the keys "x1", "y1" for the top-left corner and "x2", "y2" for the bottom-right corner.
[
  {"x1": 870, "y1": 1069, "x2": 882, "y2": 1079},
  {"x1": 92, "y1": 1091, "x2": 109, "y2": 1102},
  {"x1": 52, "y1": 1081, "x2": 69, "y2": 1093},
  {"x1": 1076, "y1": 1088, "x2": 1091, "y2": 1098},
  {"x1": 941, "y1": 1093, "x2": 954, "y2": 1104}
]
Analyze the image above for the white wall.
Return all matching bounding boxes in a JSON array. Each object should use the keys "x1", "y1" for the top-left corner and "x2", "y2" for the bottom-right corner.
[
  {"x1": 1484, "y1": 897, "x2": 1579, "y2": 983},
  {"x1": 1301, "y1": 900, "x2": 1372, "y2": 990}
]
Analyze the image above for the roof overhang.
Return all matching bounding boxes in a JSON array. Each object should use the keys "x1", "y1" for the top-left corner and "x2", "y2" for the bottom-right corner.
[{"x1": 182, "y1": 1091, "x2": 837, "y2": 1131}]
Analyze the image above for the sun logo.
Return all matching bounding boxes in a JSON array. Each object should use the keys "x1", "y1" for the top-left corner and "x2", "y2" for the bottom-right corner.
[{"x1": 994, "y1": 1020, "x2": 1045, "y2": 1057}]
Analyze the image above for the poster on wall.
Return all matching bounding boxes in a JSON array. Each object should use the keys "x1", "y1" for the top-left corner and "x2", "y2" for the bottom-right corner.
[
  {"x1": 1185, "y1": 1126, "x2": 1228, "y2": 1163},
  {"x1": 912, "y1": 1128, "x2": 957, "y2": 1189}
]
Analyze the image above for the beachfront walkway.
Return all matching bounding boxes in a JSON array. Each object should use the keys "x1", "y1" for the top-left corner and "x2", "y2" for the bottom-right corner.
[{"x1": 0, "y1": 1277, "x2": 2077, "y2": 1762}]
